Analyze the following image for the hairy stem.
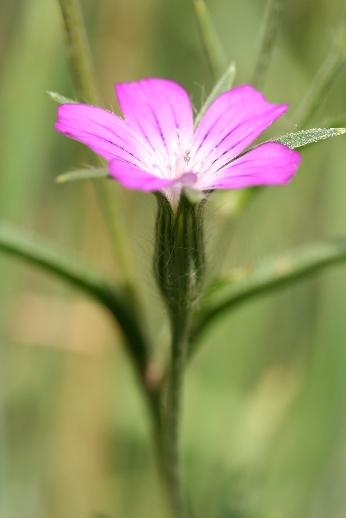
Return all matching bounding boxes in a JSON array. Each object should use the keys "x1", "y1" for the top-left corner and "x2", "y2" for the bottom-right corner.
[
  {"x1": 159, "y1": 313, "x2": 190, "y2": 518},
  {"x1": 153, "y1": 195, "x2": 205, "y2": 517}
]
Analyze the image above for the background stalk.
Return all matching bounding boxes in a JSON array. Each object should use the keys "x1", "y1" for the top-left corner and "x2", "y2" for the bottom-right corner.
[
  {"x1": 57, "y1": 0, "x2": 137, "y2": 294},
  {"x1": 293, "y1": 46, "x2": 346, "y2": 127},
  {"x1": 252, "y1": 0, "x2": 282, "y2": 88},
  {"x1": 193, "y1": 0, "x2": 227, "y2": 80},
  {"x1": 56, "y1": 0, "x2": 162, "y2": 428},
  {"x1": 57, "y1": 0, "x2": 98, "y2": 103}
]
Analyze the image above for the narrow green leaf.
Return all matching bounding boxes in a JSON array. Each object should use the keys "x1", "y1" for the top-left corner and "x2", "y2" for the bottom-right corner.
[
  {"x1": 219, "y1": 127, "x2": 346, "y2": 221},
  {"x1": 0, "y1": 223, "x2": 150, "y2": 375},
  {"x1": 47, "y1": 90, "x2": 76, "y2": 104},
  {"x1": 189, "y1": 238, "x2": 346, "y2": 353},
  {"x1": 274, "y1": 127, "x2": 346, "y2": 150},
  {"x1": 0, "y1": 222, "x2": 120, "y2": 307},
  {"x1": 194, "y1": 61, "x2": 236, "y2": 127},
  {"x1": 56, "y1": 167, "x2": 109, "y2": 184},
  {"x1": 193, "y1": 0, "x2": 227, "y2": 79}
]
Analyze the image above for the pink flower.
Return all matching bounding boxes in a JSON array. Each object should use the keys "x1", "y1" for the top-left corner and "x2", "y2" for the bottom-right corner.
[{"x1": 55, "y1": 78, "x2": 301, "y2": 205}]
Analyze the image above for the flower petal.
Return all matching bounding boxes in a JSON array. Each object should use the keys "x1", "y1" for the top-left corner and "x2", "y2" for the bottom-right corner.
[
  {"x1": 109, "y1": 158, "x2": 174, "y2": 191},
  {"x1": 198, "y1": 142, "x2": 301, "y2": 190},
  {"x1": 115, "y1": 78, "x2": 194, "y2": 176},
  {"x1": 109, "y1": 159, "x2": 198, "y2": 194},
  {"x1": 191, "y1": 85, "x2": 287, "y2": 176},
  {"x1": 55, "y1": 103, "x2": 147, "y2": 167}
]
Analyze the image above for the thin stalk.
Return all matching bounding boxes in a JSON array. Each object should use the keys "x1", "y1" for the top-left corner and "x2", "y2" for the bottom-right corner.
[
  {"x1": 56, "y1": 0, "x2": 151, "y2": 402},
  {"x1": 160, "y1": 313, "x2": 190, "y2": 518},
  {"x1": 57, "y1": 0, "x2": 137, "y2": 292},
  {"x1": 193, "y1": 0, "x2": 227, "y2": 80},
  {"x1": 57, "y1": 0, "x2": 98, "y2": 103},
  {"x1": 54, "y1": 0, "x2": 167, "y2": 474},
  {"x1": 252, "y1": 0, "x2": 283, "y2": 88},
  {"x1": 92, "y1": 182, "x2": 138, "y2": 297},
  {"x1": 293, "y1": 17, "x2": 346, "y2": 126}
]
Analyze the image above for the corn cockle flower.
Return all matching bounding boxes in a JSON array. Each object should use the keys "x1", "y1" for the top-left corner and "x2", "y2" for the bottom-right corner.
[{"x1": 55, "y1": 78, "x2": 301, "y2": 206}]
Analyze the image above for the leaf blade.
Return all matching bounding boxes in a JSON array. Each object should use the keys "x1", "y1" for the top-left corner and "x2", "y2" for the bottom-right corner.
[
  {"x1": 274, "y1": 127, "x2": 346, "y2": 150},
  {"x1": 0, "y1": 223, "x2": 150, "y2": 374},
  {"x1": 189, "y1": 238, "x2": 346, "y2": 353}
]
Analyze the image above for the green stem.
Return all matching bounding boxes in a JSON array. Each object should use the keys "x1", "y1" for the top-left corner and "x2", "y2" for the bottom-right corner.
[
  {"x1": 153, "y1": 195, "x2": 205, "y2": 517},
  {"x1": 160, "y1": 313, "x2": 190, "y2": 518},
  {"x1": 252, "y1": 0, "x2": 282, "y2": 88},
  {"x1": 57, "y1": 0, "x2": 138, "y2": 293}
]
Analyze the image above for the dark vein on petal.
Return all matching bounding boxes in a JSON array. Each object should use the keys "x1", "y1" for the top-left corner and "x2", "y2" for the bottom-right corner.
[{"x1": 64, "y1": 126, "x2": 147, "y2": 167}]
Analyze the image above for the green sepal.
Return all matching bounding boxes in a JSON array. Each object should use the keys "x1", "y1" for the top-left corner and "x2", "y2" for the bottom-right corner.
[{"x1": 153, "y1": 193, "x2": 205, "y2": 318}]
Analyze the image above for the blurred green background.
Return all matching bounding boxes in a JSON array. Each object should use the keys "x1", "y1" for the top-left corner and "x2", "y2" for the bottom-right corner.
[{"x1": 1, "y1": 0, "x2": 346, "y2": 517}]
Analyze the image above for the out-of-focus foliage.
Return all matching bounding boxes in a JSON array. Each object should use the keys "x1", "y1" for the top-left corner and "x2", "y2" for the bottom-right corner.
[{"x1": 1, "y1": 1, "x2": 346, "y2": 517}]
